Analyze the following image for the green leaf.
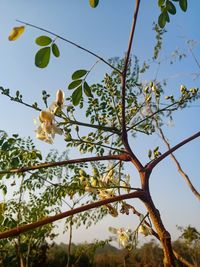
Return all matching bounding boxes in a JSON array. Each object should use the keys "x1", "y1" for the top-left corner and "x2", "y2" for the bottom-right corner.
[
  {"x1": 35, "y1": 47, "x2": 51, "y2": 68},
  {"x1": 11, "y1": 157, "x2": 19, "y2": 168},
  {"x1": 158, "y1": 12, "x2": 167, "y2": 28},
  {"x1": 166, "y1": 1, "x2": 176, "y2": 14},
  {"x1": 36, "y1": 151, "x2": 42, "y2": 160},
  {"x1": 179, "y1": 0, "x2": 187, "y2": 11},
  {"x1": 35, "y1": 36, "x2": 52, "y2": 46},
  {"x1": 1, "y1": 185, "x2": 7, "y2": 196},
  {"x1": 68, "y1": 80, "x2": 82, "y2": 90},
  {"x1": 166, "y1": 11, "x2": 170, "y2": 22},
  {"x1": 52, "y1": 43, "x2": 60, "y2": 57},
  {"x1": 83, "y1": 81, "x2": 92, "y2": 97},
  {"x1": 72, "y1": 70, "x2": 87, "y2": 80},
  {"x1": 89, "y1": 0, "x2": 99, "y2": 8},
  {"x1": 1, "y1": 142, "x2": 9, "y2": 151},
  {"x1": 148, "y1": 150, "x2": 152, "y2": 159},
  {"x1": 158, "y1": 0, "x2": 165, "y2": 7},
  {"x1": 72, "y1": 86, "x2": 82, "y2": 106}
]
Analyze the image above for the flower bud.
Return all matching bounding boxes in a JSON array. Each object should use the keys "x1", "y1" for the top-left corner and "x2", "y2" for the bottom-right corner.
[
  {"x1": 90, "y1": 176, "x2": 97, "y2": 187},
  {"x1": 180, "y1": 85, "x2": 187, "y2": 94},
  {"x1": 56, "y1": 89, "x2": 65, "y2": 106},
  {"x1": 79, "y1": 169, "x2": 87, "y2": 177}
]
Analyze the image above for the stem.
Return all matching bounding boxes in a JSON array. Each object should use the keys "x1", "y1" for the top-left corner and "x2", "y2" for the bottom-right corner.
[
  {"x1": 0, "y1": 153, "x2": 131, "y2": 175},
  {"x1": 73, "y1": 137, "x2": 125, "y2": 153},
  {"x1": 63, "y1": 117, "x2": 120, "y2": 134},
  {"x1": 16, "y1": 20, "x2": 122, "y2": 74},
  {"x1": 17, "y1": 176, "x2": 25, "y2": 267}
]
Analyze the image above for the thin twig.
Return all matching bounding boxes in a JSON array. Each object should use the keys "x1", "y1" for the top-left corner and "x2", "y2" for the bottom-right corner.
[
  {"x1": 127, "y1": 100, "x2": 180, "y2": 132},
  {"x1": 16, "y1": 19, "x2": 122, "y2": 74},
  {"x1": 26, "y1": 171, "x2": 72, "y2": 209}
]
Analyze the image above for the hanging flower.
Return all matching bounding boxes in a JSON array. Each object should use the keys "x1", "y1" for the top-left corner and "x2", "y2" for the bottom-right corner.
[
  {"x1": 138, "y1": 224, "x2": 152, "y2": 236},
  {"x1": 117, "y1": 228, "x2": 131, "y2": 248},
  {"x1": 8, "y1": 26, "x2": 25, "y2": 41},
  {"x1": 109, "y1": 227, "x2": 132, "y2": 248}
]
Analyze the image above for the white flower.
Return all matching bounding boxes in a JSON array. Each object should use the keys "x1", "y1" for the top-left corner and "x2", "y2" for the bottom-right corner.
[
  {"x1": 138, "y1": 224, "x2": 151, "y2": 236},
  {"x1": 109, "y1": 227, "x2": 132, "y2": 248},
  {"x1": 36, "y1": 125, "x2": 53, "y2": 144},
  {"x1": 117, "y1": 228, "x2": 131, "y2": 248}
]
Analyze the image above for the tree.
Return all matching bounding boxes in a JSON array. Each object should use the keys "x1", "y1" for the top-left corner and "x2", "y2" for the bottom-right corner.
[{"x1": 0, "y1": 1, "x2": 199, "y2": 266}]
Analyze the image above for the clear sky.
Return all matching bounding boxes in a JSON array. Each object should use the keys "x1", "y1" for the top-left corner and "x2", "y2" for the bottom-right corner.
[{"x1": 0, "y1": 0, "x2": 200, "y2": 245}]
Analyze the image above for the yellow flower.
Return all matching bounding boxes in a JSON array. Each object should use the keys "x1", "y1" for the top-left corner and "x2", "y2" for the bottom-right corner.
[
  {"x1": 98, "y1": 189, "x2": 115, "y2": 199},
  {"x1": 8, "y1": 26, "x2": 25, "y2": 41},
  {"x1": 39, "y1": 110, "x2": 54, "y2": 123},
  {"x1": 35, "y1": 109, "x2": 62, "y2": 144}
]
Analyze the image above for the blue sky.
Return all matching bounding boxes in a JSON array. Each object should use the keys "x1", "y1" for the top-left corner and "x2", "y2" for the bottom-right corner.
[{"x1": 0, "y1": 1, "x2": 200, "y2": 244}]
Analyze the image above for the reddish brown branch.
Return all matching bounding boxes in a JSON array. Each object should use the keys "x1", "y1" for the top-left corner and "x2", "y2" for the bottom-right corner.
[
  {"x1": 121, "y1": 0, "x2": 143, "y2": 172},
  {"x1": 147, "y1": 131, "x2": 200, "y2": 171},
  {"x1": 0, "y1": 153, "x2": 131, "y2": 175},
  {"x1": 0, "y1": 190, "x2": 144, "y2": 239}
]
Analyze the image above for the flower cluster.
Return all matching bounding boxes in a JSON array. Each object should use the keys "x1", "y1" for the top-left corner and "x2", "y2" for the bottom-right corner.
[
  {"x1": 109, "y1": 221, "x2": 152, "y2": 249},
  {"x1": 35, "y1": 90, "x2": 65, "y2": 144}
]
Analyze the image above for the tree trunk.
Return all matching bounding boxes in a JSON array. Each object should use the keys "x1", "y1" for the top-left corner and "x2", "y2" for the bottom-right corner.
[{"x1": 140, "y1": 171, "x2": 175, "y2": 266}]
